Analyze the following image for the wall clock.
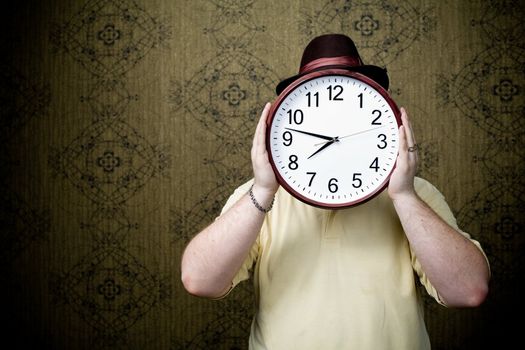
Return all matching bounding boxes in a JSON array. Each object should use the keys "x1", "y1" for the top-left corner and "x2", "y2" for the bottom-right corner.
[{"x1": 266, "y1": 69, "x2": 401, "y2": 209}]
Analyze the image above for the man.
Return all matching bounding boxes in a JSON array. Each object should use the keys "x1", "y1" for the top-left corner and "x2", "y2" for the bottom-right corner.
[{"x1": 181, "y1": 34, "x2": 490, "y2": 349}]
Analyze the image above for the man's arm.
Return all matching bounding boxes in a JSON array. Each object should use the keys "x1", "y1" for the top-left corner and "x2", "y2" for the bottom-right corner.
[
  {"x1": 181, "y1": 103, "x2": 278, "y2": 299},
  {"x1": 388, "y1": 108, "x2": 490, "y2": 307}
]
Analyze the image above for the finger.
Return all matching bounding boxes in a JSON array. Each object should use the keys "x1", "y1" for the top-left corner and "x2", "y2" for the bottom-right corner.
[
  {"x1": 257, "y1": 103, "x2": 271, "y2": 153},
  {"x1": 398, "y1": 124, "x2": 408, "y2": 165},
  {"x1": 253, "y1": 102, "x2": 271, "y2": 156},
  {"x1": 400, "y1": 108, "x2": 419, "y2": 169},
  {"x1": 398, "y1": 124, "x2": 405, "y2": 149},
  {"x1": 400, "y1": 107, "x2": 416, "y2": 148}
]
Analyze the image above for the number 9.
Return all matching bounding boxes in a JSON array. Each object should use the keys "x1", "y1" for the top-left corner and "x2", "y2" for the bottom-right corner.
[{"x1": 283, "y1": 131, "x2": 293, "y2": 146}]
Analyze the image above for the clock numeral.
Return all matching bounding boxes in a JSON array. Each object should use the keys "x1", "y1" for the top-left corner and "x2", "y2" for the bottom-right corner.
[
  {"x1": 282, "y1": 131, "x2": 293, "y2": 146},
  {"x1": 307, "y1": 172, "x2": 317, "y2": 186},
  {"x1": 377, "y1": 134, "x2": 387, "y2": 149},
  {"x1": 328, "y1": 178, "x2": 339, "y2": 193},
  {"x1": 327, "y1": 85, "x2": 343, "y2": 101},
  {"x1": 370, "y1": 157, "x2": 379, "y2": 172},
  {"x1": 358, "y1": 93, "x2": 363, "y2": 108},
  {"x1": 352, "y1": 173, "x2": 362, "y2": 188},
  {"x1": 306, "y1": 91, "x2": 319, "y2": 107},
  {"x1": 288, "y1": 155, "x2": 299, "y2": 170},
  {"x1": 287, "y1": 109, "x2": 304, "y2": 124},
  {"x1": 371, "y1": 110, "x2": 382, "y2": 125}
]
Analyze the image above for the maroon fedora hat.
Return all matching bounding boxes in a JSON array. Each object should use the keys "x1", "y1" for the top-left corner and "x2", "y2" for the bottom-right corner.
[{"x1": 275, "y1": 34, "x2": 389, "y2": 95}]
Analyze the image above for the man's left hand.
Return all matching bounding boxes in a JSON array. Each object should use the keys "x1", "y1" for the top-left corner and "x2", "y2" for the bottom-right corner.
[{"x1": 388, "y1": 107, "x2": 418, "y2": 202}]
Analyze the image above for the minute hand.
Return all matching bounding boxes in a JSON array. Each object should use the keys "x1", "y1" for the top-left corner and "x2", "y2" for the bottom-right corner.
[{"x1": 285, "y1": 127, "x2": 335, "y2": 141}]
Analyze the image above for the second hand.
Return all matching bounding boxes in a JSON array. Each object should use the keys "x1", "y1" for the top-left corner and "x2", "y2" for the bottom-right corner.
[{"x1": 314, "y1": 126, "x2": 385, "y2": 146}]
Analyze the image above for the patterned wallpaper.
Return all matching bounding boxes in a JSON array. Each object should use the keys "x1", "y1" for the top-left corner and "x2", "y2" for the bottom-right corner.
[{"x1": 0, "y1": 0, "x2": 523, "y2": 349}]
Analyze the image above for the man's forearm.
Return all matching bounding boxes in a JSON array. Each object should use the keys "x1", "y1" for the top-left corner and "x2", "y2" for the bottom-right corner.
[
  {"x1": 181, "y1": 186, "x2": 273, "y2": 298},
  {"x1": 393, "y1": 193, "x2": 490, "y2": 307}
]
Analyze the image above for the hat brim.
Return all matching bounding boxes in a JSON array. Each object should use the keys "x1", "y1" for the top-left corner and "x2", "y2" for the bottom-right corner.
[{"x1": 275, "y1": 65, "x2": 389, "y2": 95}]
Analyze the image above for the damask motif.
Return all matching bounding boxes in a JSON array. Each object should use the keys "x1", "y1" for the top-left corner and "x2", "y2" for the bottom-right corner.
[
  {"x1": 49, "y1": 118, "x2": 169, "y2": 206},
  {"x1": 50, "y1": 0, "x2": 170, "y2": 78},
  {"x1": 173, "y1": 316, "x2": 248, "y2": 349},
  {"x1": 473, "y1": 136, "x2": 524, "y2": 199},
  {"x1": 169, "y1": 0, "x2": 278, "y2": 347},
  {"x1": 170, "y1": 175, "x2": 248, "y2": 244},
  {"x1": 0, "y1": 61, "x2": 51, "y2": 140},
  {"x1": 81, "y1": 205, "x2": 138, "y2": 244},
  {"x1": 49, "y1": 0, "x2": 172, "y2": 347},
  {"x1": 457, "y1": 185, "x2": 524, "y2": 291},
  {"x1": 169, "y1": 0, "x2": 278, "y2": 140},
  {"x1": 415, "y1": 140, "x2": 440, "y2": 178},
  {"x1": 437, "y1": 42, "x2": 525, "y2": 136},
  {"x1": 205, "y1": 135, "x2": 254, "y2": 177},
  {"x1": 437, "y1": 0, "x2": 525, "y2": 312},
  {"x1": 169, "y1": 0, "x2": 279, "y2": 243},
  {"x1": 205, "y1": 0, "x2": 264, "y2": 50},
  {"x1": 299, "y1": 0, "x2": 436, "y2": 66},
  {"x1": 81, "y1": 79, "x2": 139, "y2": 119},
  {"x1": 473, "y1": 0, "x2": 525, "y2": 43},
  {"x1": 170, "y1": 50, "x2": 278, "y2": 140},
  {"x1": 51, "y1": 245, "x2": 170, "y2": 347}
]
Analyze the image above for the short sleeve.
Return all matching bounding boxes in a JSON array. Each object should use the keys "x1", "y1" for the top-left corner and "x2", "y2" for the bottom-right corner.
[
  {"x1": 214, "y1": 179, "x2": 260, "y2": 297},
  {"x1": 410, "y1": 177, "x2": 490, "y2": 305}
]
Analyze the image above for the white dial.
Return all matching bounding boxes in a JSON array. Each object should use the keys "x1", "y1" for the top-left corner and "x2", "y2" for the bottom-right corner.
[{"x1": 267, "y1": 72, "x2": 400, "y2": 208}]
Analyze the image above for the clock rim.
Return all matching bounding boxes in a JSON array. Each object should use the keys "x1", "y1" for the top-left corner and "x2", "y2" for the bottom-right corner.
[{"x1": 266, "y1": 69, "x2": 402, "y2": 209}]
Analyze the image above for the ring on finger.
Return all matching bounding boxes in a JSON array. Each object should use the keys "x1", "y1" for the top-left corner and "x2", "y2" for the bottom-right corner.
[{"x1": 408, "y1": 144, "x2": 418, "y2": 152}]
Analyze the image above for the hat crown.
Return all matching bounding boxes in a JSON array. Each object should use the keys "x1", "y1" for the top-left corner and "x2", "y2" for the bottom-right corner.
[
  {"x1": 300, "y1": 34, "x2": 363, "y2": 72},
  {"x1": 275, "y1": 33, "x2": 389, "y2": 95}
]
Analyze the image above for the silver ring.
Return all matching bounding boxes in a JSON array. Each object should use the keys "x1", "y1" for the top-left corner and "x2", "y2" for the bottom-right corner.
[{"x1": 408, "y1": 144, "x2": 418, "y2": 152}]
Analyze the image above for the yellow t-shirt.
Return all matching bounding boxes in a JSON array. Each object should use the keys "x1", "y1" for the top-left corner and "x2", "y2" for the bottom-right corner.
[{"x1": 220, "y1": 177, "x2": 486, "y2": 350}]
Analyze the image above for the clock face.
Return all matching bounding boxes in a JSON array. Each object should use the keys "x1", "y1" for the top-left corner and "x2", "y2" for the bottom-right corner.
[{"x1": 266, "y1": 70, "x2": 401, "y2": 209}]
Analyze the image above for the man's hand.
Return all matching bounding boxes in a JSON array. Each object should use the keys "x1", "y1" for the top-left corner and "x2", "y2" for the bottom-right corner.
[
  {"x1": 388, "y1": 107, "x2": 490, "y2": 307},
  {"x1": 388, "y1": 107, "x2": 418, "y2": 202},
  {"x1": 181, "y1": 103, "x2": 279, "y2": 299},
  {"x1": 251, "y1": 103, "x2": 279, "y2": 200}
]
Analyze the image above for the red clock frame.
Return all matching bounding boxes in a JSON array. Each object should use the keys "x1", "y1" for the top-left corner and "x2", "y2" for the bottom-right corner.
[{"x1": 266, "y1": 69, "x2": 402, "y2": 209}]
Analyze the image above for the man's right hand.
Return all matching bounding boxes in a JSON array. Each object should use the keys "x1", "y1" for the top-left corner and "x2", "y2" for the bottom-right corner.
[
  {"x1": 181, "y1": 103, "x2": 279, "y2": 299},
  {"x1": 251, "y1": 102, "x2": 279, "y2": 202}
]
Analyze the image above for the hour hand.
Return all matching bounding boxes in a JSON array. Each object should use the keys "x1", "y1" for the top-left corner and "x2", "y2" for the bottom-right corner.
[
  {"x1": 308, "y1": 137, "x2": 339, "y2": 159},
  {"x1": 285, "y1": 127, "x2": 334, "y2": 141}
]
